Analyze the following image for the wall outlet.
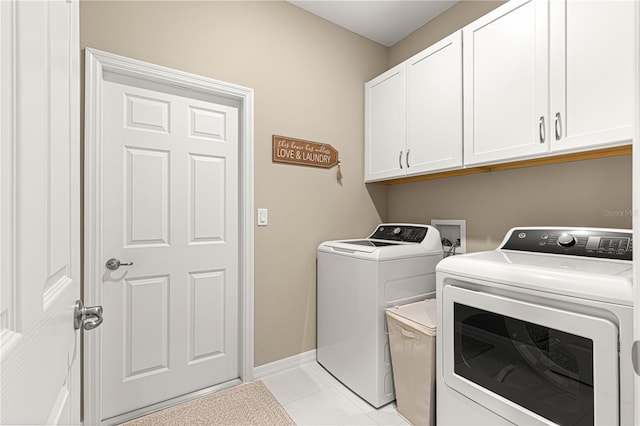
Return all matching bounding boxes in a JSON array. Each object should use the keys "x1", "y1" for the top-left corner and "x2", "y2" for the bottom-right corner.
[{"x1": 431, "y1": 219, "x2": 466, "y2": 254}]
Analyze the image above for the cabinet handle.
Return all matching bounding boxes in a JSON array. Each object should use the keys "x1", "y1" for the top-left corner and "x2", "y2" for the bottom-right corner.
[
  {"x1": 399, "y1": 151, "x2": 403, "y2": 169},
  {"x1": 555, "y1": 112, "x2": 562, "y2": 141},
  {"x1": 539, "y1": 116, "x2": 546, "y2": 144},
  {"x1": 406, "y1": 149, "x2": 410, "y2": 168}
]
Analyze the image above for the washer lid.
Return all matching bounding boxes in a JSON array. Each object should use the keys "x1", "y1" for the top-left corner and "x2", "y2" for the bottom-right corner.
[
  {"x1": 437, "y1": 250, "x2": 633, "y2": 306},
  {"x1": 318, "y1": 223, "x2": 443, "y2": 259},
  {"x1": 319, "y1": 239, "x2": 442, "y2": 260},
  {"x1": 342, "y1": 240, "x2": 401, "y2": 247},
  {"x1": 319, "y1": 239, "x2": 389, "y2": 253}
]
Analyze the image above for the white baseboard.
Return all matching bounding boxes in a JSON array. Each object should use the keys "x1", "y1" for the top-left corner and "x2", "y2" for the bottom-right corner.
[{"x1": 253, "y1": 349, "x2": 317, "y2": 380}]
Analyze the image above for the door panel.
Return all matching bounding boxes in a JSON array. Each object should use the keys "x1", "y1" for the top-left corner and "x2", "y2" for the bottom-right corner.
[
  {"x1": 463, "y1": 0, "x2": 549, "y2": 166},
  {"x1": 189, "y1": 155, "x2": 226, "y2": 243},
  {"x1": 100, "y1": 78, "x2": 239, "y2": 420},
  {"x1": 550, "y1": 0, "x2": 634, "y2": 151},
  {"x1": 125, "y1": 147, "x2": 170, "y2": 246},
  {"x1": 406, "y1": 31, "x2": 462, "y2": 174},
  {"x1": 124, "y1": 275, "x2": 170, "y2": 379},
  {"x1": 0, "y1": 0, "x2": 80, "y2": 424},
  {"x1": 364, "y1": 64, "x2": 405, "y2": 182},
  {"x1": 189, "y1": 270, "x2": 226, "y2": 361}
]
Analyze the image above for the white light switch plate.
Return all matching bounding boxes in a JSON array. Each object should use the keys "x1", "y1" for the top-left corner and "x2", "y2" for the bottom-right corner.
[{"x1": 257, "y1": 208, "x2": 268, "y2": 226}]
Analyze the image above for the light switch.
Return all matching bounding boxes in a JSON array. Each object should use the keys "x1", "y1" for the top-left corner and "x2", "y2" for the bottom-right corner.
[{"x1": 257, "y1": 208, "x2": 268, "y2": 226}]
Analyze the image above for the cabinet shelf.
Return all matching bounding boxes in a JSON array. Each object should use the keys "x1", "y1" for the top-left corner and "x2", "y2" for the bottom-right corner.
[{"x1": 375, "y1": 144, "x2": 631, "y2": 185}]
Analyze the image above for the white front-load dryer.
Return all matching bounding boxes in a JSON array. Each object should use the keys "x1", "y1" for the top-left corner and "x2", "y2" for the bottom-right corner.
[
  {"x1": 317, "y1": 224, "x2": 443, "y2": 408},
  {"x1": 436, "y1": 227, "x2": 634, "y2": 426}
]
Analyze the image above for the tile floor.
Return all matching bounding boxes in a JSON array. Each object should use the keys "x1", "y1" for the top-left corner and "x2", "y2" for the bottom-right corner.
[{"x1": 261, "y1": 361, "x2": 409, "y2": 426}]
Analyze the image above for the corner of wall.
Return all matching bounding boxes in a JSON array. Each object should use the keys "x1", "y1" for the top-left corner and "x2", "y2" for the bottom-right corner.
[{"x1": 387, "y1": 0, "x2": 506, "y2": 67}]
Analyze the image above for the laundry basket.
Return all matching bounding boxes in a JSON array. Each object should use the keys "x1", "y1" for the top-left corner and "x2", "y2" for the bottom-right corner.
[{"x1": 386, "y1": 299, "x2": 437, "y2": 426}]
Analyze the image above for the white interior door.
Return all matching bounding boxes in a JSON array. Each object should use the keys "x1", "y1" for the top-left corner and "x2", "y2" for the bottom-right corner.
[
  {"x1": 1, "y1": 0, "x2": 81, "y2": 424},
  {"x1": 98, "y1": 74, "x2": 240, "y2": 420}
]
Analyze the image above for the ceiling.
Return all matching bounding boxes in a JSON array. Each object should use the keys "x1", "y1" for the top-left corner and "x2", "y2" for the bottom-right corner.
[{"x1": 287, "y1": 1, "x2": 460, "y2": 47}]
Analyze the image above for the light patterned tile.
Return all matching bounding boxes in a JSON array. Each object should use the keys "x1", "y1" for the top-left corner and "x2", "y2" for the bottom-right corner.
[
  {"x1": 283, "y1": 387, "x2": 376, "y2": 426},
  {"x1": 364, "y1": 402, "x2": 411, "y2": 425},
  {"x1": 261, "y1": 366, "x2": 330, "y2": 405},
  {"x1": 329, "y1": 377, "x2": 377, "y2": 409},
  {"x1": 300, "y1": 361, "x2": 340, "y2": 384},
  {"x1": 263, "y1": 362, "x2": 420, "y2": 426}
]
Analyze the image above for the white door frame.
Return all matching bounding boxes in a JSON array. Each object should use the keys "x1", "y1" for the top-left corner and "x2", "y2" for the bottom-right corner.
[
  {"x1": 633, "y1": 0, "x2": 640, "y2": 422},
  {"x1": 83, "y1": 48, "x2": 254, "y2": 425}
]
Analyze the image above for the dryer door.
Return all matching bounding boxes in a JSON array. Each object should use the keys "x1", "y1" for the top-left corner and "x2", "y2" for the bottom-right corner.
[{"x1": 441, "y1": 285, "x2": 619, "y2": 426}]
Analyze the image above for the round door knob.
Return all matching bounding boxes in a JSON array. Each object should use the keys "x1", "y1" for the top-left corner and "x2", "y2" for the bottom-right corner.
[{"x1": 557, "y1": 233, "x2": 576, "y2": 247}]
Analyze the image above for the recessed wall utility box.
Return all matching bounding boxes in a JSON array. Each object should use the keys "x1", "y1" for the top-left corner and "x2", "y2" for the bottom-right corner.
[{"x1": 431, "y1": 219, "x2": 466, "y2": 254}]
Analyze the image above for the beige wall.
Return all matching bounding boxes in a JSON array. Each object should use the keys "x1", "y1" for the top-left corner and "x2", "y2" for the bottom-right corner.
[
  {"x1": 386, "y1": 0, "x2": 632, "y2": 251},
  {"x1": 388, "y1": 0, "x2": 506, "y2": 67},
  {"x1": 80, "y1": 0, "x2": 634, "y2": 369},
  {"x1": 80, "y1": 0, "x2": 389, "y2": 366},
  {"x1": 387, "y1": 156, "x2": 633, "y2": 252}
]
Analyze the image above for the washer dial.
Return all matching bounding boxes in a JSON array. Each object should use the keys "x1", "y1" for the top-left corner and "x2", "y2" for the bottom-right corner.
[{"x1": 557, "y1": 233, "x2": 576, "y2": 247}]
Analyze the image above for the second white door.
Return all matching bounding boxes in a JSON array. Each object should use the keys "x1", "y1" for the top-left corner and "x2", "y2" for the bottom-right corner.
[{"x1": 100, "y1": 77, "x2": 239, "y2": 420}]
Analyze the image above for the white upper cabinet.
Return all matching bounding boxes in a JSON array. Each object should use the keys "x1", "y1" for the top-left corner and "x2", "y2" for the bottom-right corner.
[
  {"x1": 366, "y1": 0, "x2": 635, "y2": 181},
  {"x1": 549, "y1": 0, "x2": 634, "y2": 152},
  {"x1": 463, "y1": 0, "x2": 549, "y2": 166},
  {"x1": 365, "y1": 31, "x2": 462, "y2": 182},
  {"x1": 365, "y1": 63, "x2": 405, "y2": 182},
  {"x1": 406, "y1": 31, "x2": 462, "y2": 176}
]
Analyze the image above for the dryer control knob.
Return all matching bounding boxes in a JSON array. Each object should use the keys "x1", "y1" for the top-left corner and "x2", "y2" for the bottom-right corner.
[
  {"x1": 393, "y1": 227, "x2": 402, "y2": 235},
  {"x1": 557, "y1": 233, "x2": 576, "y2": 247}
]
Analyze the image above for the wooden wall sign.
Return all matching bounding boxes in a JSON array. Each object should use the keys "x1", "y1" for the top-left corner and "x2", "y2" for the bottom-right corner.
[{"x1": 272, "y1": 135, "x2": 339, "y2": 168}]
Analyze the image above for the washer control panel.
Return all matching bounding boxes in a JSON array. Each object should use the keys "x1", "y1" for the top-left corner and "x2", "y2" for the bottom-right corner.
[
  {"x1": 369, "y1": 224, "x2": 428, "y2": 243},
  {"x1": 501, "y1": 228, "x2": 632, "y2": 260}
]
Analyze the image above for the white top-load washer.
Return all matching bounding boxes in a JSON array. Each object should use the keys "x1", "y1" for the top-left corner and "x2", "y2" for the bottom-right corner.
[
  {"x1": 436, "y1": 227, "x2": 634, "y2": 426},
  {"x1": 317, "y1": 223, "x2": 443, "y2": 408}
]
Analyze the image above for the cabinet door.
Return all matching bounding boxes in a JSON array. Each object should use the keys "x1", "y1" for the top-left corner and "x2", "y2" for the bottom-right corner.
[
  {"x1": 365, "y1": 64, "x2": 405, "y2": 182},
  {"x1": 550, "y1": 0, "x2": 634, "y2": 152},
  {"x1": 406, "y1": 31, "x2": 462, "y2": 175},
  {"x1": 463, "y1": 0, "x2": 549, "y2": 166}
]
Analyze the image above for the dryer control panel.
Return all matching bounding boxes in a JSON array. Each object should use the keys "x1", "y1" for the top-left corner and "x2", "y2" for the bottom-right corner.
[
  {"x1": 369, "y1": 224, "x2": 429, "y2": 243},
  {"x1": 501, "y1": 228, "x2": 632, "y2": 260}
]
